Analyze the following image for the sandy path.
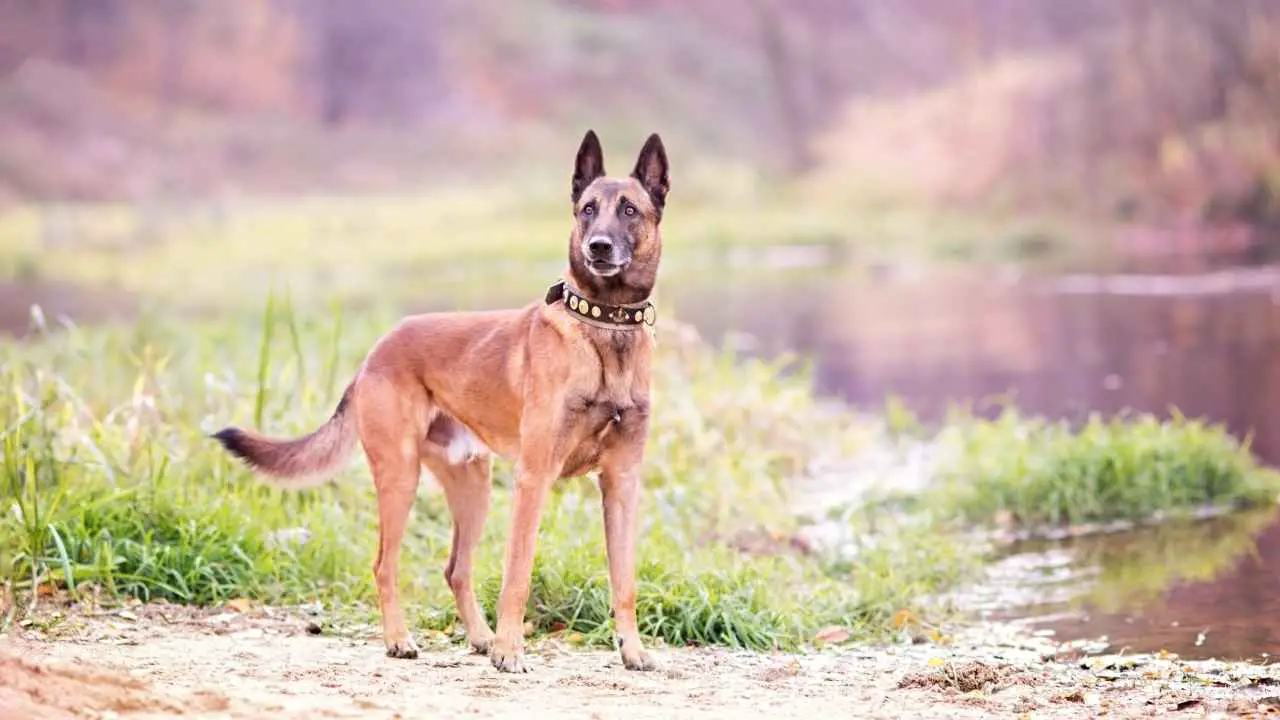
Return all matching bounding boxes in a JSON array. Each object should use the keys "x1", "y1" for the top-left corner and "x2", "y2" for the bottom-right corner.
[
  {"x1": 3, "y1": 603, "x2": 1278, "y2": 719},
  {"x1": 4, "y1": 631, "x2": 980, "y2": 720}
]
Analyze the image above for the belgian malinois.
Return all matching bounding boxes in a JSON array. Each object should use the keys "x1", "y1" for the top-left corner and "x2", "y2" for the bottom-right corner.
[{"x1": 212, "y1": 130, "x2": 669, "y2": 673}]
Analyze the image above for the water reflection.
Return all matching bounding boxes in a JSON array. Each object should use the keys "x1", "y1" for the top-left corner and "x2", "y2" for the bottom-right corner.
[
  {"x1": 986, "y1": 508, "x2": 1279, "y2": 660},
  {"x1": 668, "y1": 264, "x2": 1280, "y2": 467}
]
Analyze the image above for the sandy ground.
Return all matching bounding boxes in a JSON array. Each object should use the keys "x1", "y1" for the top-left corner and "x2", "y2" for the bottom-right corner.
[{"x1": 4, "y1": 601, "x2": 1280, "y2": 719}]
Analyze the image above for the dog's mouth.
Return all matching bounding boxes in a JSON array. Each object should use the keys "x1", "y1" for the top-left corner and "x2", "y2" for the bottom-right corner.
[{"x1": 587, "y1": 259, "x2": 626, "y2": 277}]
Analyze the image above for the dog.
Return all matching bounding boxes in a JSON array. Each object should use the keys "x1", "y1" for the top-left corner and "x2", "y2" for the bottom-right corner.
[{"x1": 212, "y1": 130, "x2": 669, "y2": 674}]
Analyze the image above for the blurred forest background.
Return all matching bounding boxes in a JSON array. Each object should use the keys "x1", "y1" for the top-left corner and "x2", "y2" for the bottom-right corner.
[
  {"x1": 2, "y1": 0, "x2": 1280, "y2": 238},
  {"x1": 1, "y1": 0, "x2": 1279, "y2": 459}
]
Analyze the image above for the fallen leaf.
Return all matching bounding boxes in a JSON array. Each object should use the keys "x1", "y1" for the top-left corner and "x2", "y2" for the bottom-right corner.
[
  {"x1": 1055, "y1": 689, "x2": 1085, "y2": 703},
  {"x1": 757, "y1": 659, "x2": 803, "y2": 682},
  {"x1": 891, "y1": 609, "x2": 918, "y2": 630},
  {"x1": 927, "y1": 657, "x2": 946, "y2": 667},
  {"x1": 225, "y1": 598, "x2": 252, "y2": 613},
  {"x1": 1189, "y1": 674, "x2": 1231, "y2": 687},
  {"x1": 814, "y1": 626, "x2": 851, "y2": 645},
  {"x1": 1174, "y1": 699, "x2": 1202, "y2": 711}
]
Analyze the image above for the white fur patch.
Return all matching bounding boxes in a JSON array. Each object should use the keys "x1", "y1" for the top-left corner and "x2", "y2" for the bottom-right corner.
[{"x1": 444, "y1": 425, "x2": 490, "y2": 464}]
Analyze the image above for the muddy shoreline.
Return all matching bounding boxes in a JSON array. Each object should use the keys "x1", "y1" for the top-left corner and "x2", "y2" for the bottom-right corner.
[{"x1": 4, "y1": 601, "x2": 1279, "y2": 719}]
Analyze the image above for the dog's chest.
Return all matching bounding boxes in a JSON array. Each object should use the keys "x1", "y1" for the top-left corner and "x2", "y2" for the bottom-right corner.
[
  {"x1": 557, "y1": 338, "x2": 649, "y2": 476},
  {"x1": 569, "y1": 393, "x2": 626, "y2": 434},
  {"x1": 573, "y1": 330, "x2": 645, "y2": 417},
  {"x1": 566, "y1": 362, "x2": 643, "y2": 435},
  {"x1": 559, "y1": 393, "x2": 643, "y2": 478}
]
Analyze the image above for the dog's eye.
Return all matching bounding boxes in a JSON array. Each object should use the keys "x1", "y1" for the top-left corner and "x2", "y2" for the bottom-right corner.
[
  {"x1": 623, "y1": 204, "x2": 636, "y2": 216},
  {"x1": 582, "y1": 204, "x2": 595, "y2": 216}
]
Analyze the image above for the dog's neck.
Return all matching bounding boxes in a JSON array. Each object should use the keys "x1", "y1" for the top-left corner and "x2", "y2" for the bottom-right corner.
[{"x1": 564, "y1": 265, "x2": 655, "y2": 308}]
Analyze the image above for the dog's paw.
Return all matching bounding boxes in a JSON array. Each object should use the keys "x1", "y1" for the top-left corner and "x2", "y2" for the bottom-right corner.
[
  {"x1": 469, "y1": 629, "x2": 496, "y2": 655},
  {"x1": 489, "y1": 641, "x2": 529, "y2": 673},
  {"x1": 385, "y1": 636, "x2": 420, "y2": 660},
  {"x1": 621, "y1": 646, "x2": 658, "y2": 672}
]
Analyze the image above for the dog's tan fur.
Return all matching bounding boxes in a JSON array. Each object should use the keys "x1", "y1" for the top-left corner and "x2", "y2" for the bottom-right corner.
[{"x1": 213, "y1": 131, "x2": 670, "y2": 673}]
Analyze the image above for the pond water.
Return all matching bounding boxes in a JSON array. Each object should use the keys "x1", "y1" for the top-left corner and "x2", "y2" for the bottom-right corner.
[
  {"x1": 970, "y1": 507, "x2": 1280, "y2": 662},
  {"x1": 662, "y1": 256, "x2": 1280, "y2": 662},
  {"x1": 663, "y1": 258, "x2": 1280, "y2": 469}
]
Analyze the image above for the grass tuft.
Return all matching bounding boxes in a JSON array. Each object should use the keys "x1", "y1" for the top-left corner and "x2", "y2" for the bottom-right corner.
[{"x1": 927, "y1": 404, "x2": 1280, "y2": 529}]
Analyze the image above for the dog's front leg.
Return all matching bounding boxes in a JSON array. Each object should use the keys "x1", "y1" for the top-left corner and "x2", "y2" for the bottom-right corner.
[
  {"x1": 600, "y1": 454, "x2": 657, "y2": 671},
  {"x1": 489, "y1": 454, "x2": 557, "y2": 673}
]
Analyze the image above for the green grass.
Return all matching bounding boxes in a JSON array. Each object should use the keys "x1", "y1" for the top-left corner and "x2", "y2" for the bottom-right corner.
[
  {"x1": 0, "y1": 298, "x2": 979, "y2": 651},
  {"x1": 925, "y1": 404, "x2": 1280, "y2": 530},
  {"x1": 0, "y1": 174, "x2": 1097, "y2": 321},
  {"x1": 0, "y1": 186, "x2": 835, "y2": 310}
]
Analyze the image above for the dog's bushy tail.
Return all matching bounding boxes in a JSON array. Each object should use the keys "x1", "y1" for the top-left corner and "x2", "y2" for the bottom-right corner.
[{"x1": 212, "y1": 383, "x2": 357, "y2": 490}]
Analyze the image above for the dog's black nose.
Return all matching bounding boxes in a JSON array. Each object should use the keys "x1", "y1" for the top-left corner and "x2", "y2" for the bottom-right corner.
[{"x1": 587, "y1": 236, "x2": 613, "y2": 255}]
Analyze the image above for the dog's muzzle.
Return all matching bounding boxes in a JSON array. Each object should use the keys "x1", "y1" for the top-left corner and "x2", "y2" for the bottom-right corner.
[{"x1": 583, "y1": 235, "x2": 628, "y2": 276}]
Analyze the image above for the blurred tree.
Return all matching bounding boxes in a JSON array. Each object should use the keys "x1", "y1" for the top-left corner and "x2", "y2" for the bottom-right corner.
[
  {"x1": 1, "y1": 0, "x2": 1280, "y2": 222},
  {"x1": 302, "y1": 0, "x2": 445, "y2": 126}
]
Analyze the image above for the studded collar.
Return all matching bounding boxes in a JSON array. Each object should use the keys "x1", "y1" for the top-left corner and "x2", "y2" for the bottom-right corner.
[{"x1": 544, "y1": 280, "x2": 655, "y2": 330}]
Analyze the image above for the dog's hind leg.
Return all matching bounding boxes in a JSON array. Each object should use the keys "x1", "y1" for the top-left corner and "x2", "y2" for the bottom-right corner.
[
  {"x1": 422, "y1": 431, "x2": 495, "y2": 654},
  {"x1": 356, "y1": 374, "x2": 425, "y2": 659}
]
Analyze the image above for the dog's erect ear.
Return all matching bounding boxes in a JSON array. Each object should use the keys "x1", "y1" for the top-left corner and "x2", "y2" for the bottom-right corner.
[
  {"x1": 572, "y1": 129, "x2": 606, "y2": 204},
  {"x1": 631, "y1": 133, "x2": 669, "y2": 211}
]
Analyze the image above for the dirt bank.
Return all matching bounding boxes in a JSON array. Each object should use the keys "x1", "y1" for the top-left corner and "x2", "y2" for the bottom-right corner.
[{"x1": 3, "y1": 601, "x2": 1279, "y2": 719}]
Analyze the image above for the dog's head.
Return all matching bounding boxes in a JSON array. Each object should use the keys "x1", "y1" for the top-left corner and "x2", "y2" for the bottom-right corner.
[{"x1": 566, "y1": 130, "x2": 669, "y2": 305}]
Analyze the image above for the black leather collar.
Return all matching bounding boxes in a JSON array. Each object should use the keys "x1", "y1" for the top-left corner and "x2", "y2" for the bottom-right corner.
[{"x1": 544, "y1": 280, "x2": 655, "y2": 330}]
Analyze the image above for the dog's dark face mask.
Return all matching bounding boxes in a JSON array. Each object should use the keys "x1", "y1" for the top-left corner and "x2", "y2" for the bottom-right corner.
[{"x1": 566, "y1": 131, "x2": 669, "y2": 307}]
